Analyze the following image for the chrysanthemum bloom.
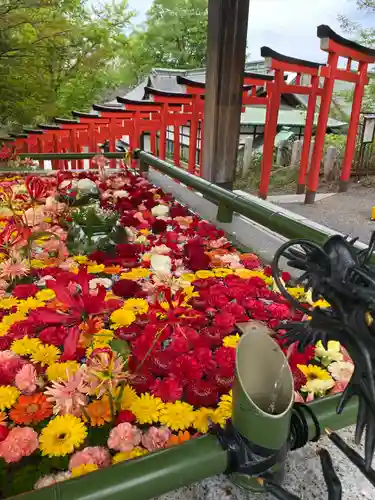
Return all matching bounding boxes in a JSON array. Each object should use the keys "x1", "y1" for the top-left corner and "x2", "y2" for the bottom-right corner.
[
  {"x1": 0, "y1": 426, "x2": 38, "y2": 463},
  {"x1": 31, "y1": 344, "x2": 60, "y2": 367},
  {"x1": 71, "y1": 463, "x2": 99, "y2": 478},
  {"x1": 45, "y1": 369, "x2": 88, "y2": 416},
  {"x1": 14, "y1": 364, "x2": 38, "y2": 394},
  {"x1": 39, "y1": 414, "x2": 87, "y2": 457},
  {"x1": 46, "y1": 361, "x2": 80, "y2": 382},
  {"x1": 86, "y1": 397, "x2": 112, "y2": 427},
  {"x1": 193, "y1": 408, "x2": 216, "y2": 434},
  {"x1": 0, "y1": 386, "x2": 20, "y2": 411},
  {"x1": 107, "y1": 422, "x2": 141, "y2": 452},
  {"x1": 112, "y1": 447, "x2": 148, "y2": 464},
  {"x1": 69, "y1": 446, "x2": 111, "y2": 470},
  {"x1": 130, "y1": 393, "x2": 164, "y2": 425},
  {"x1": 0, "y1": 253, "x2": 30, "y2": 280},
  {"x1": 141, "y1": 426, "x2": 171, "y2": 452},
  {"x1": 159, "y1": 401, "x2": 195, "y2": 431},
  {"x1": 11, "y1": 337, "x2": 42, "y2": 357},
  {"x1": 10, "y1": 393, "x2": 52, "y2": 425}
]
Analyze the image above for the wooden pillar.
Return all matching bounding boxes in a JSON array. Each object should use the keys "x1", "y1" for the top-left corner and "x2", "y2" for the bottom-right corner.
[{"x1": 202, "y1": 0, "x2": 250, "y2": 189}]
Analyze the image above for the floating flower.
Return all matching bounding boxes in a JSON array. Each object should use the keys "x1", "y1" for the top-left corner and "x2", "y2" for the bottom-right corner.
[
  {"x1": 141, "y1": 426, "x2": 171, "y2": 452},
  {"x1": 39, "y1": 414, "x2": 87, "y2": 457},
  {"x1": 45, "y1": 369, "x2": 88, "y2": 416},
  {"x1": 14, "y1": 364, "x2": 38, "y2": 394},
  {"x1": 85, "y1": 349, "x2": 127, "y2": 398},
  {"x1": 213, "y1": 391, "x2": 232, "y2": 427},
  {"x1": 297, "y1": 364, "x2": 335, "y2": 395},
  {"x1": 167, "y1": 431, "x2": 191, "y2": 447},
  {"x1": 69, "y1": 446, "x2": 111, "y2": 470},
  {"x1": 222, "y1": 334, "x2": 241, "y2": 349},
  {"x1": 10, "y1": 393, "x2": 52, "y2": 425},
  {"x1": 117, "y1": 384, "x2": 138, "y2": 410},
  {"x1": 110, "y1": 308, "x2": 136, "y2": 330},
  {"x1": 130, "y1": 393, "x2": 164, "y2": 424},
  {"x1": 315, "y1": 340, "x2": 343, "y2": 366},
  {"x1": 0, "y1": 386, "x2": 20, "y2": 410},
  {"x1": 31, "y1": 344, "x2": 61, "y2": 366},
  {"x1": 159, "y1": 401, "x2": 195, "y2": 431},
  {"x1": 193, "y1": 408, "x2": 215, "y2": 433},
  {"x1": 0, "y1": 426, "x2": 38, "y2": 463},
  {"x1": 34, "y1": 471, "x2": 71, "y2": 489},
  {"x1": 86, "y1": 397, "x2": 112, "y2": 427},
  {"x1": 112, "y1": 447, "x2": 148, "y2": 464},
  {"x1": 11, "y1": 337, "x2": 42, "y2": 356},
  {"x1": 328, "y1": 361, "x2": 354, "y2": 382},
  {"x1": 71, "y1": 463, "x2": 98, "y2": 478},
  {"x1": 122, "y1": 298, "x2": 149, "y2": 315},
  {"x1": 107, "y1": 422, "x2": 141, "y2": 452},
  {"x1": 46, "y1": 361, "x2": 80, "y2": 382}
]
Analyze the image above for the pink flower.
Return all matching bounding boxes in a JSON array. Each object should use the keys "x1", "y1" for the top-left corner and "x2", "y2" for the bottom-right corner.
[
  {"x1": 69, "y1": 446, "x2": 111, "y2": 470},
  {"x1": 141, "y1": 426, "x2": 171, "y2": 452},
  {"x1": 107, "y1": 423, "x2": 141, "y2": 452},
  {"x1": 44, "y1": 369, "x2": 88, "y2": 416},
  {"x1": 0, "y1": 426, "x2": 38, "y2": 463},
  {"x1": 15, "y1": 364, "x2": 37, "y2": 394}
]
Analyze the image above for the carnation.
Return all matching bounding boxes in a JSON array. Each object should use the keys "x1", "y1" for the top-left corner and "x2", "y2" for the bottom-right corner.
[
  {"x1": 69, "y1": 446, "x2": 111, "y2": 470},
  {"x1": 142, "y1": 426, "x2": 171, "y2": 452},
  {"x1": 151, "y1": 377, "x2": 183, "y2": 402},
  {"x1": 14, "y1": 364, "x2": 37, "y2": 394},
  {"x1": 107, "y1": 423, "x2": 142, "y2": 452},
  {"x1": 0, "y1": 426, "x2": 39, "y2": 463},
  {"x1": 12, "y1": 284, "x2": 38, "y2": 299}
]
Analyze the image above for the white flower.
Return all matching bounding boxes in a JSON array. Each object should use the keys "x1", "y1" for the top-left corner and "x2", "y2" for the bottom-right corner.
[
  {"x1": 302, "y1": 378, "x2": 334, "y2": 396},
  {"x1": 77, "y1": 178, "x2": 98, "y2": 193},
  {"x1": 113, "y1": 190, "x2": 129, "y2": 199},
  {"x1": 60, "y1": 180, "x2": 78, "y2": 191},
  {"x1": 315, "y1": 340, "x2": 343, "y2": 365},
  {"x1": 89, "y1": 278, "x2": 112, "y2": 290},
  {"x1": 151, "y1": 204, "x2": 169, "y2": 217},
  {"x1": 36, "y1": 275, "x2": 55, "y2": 287},
  {"x1": 328, "y1": 361, "x2": 354, "y2": 382},
  {"x1": 150, "y1": 245, "x2": 171, "y2": 255},
  {"x1": 35, "y1": 471, "x2": 71, "y2": 490},
  {"x1": 150, "y1": 254, "x2": 171, "y2": 276}
]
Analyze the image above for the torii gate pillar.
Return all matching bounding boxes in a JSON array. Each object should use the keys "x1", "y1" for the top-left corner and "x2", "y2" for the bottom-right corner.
[{"x1": 203, "y1": 0, "x2": 250, "y2": 189}]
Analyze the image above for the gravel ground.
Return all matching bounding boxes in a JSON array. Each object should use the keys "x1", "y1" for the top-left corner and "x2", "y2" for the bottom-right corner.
[
  {"x1": 155, "y1": 426, "x2": 373, "y2": 500},
  {"x1": 275, "y1": 184, "x2": 375, "y2": 244}
]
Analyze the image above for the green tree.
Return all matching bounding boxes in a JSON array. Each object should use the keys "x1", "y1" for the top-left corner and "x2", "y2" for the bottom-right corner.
[{"x1": 0, "y1": 0, "x2": 135, "y2": 129}]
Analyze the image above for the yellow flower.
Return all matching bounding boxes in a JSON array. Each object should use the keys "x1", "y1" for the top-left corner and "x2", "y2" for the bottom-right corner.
[
  {"x1": 120, "y1": 269, "x2": 151, "y2": 280},
  {"x1": 315, "y1": 341, "x2": 343, "y2": 366},
  {"x1": 117, "y1": 384, "x2": 138, "y2": 410},
  {"x1": 139, "y1": 228, "x2": 151, "y2": 236},
  {"x1": 112, "y1": 447, "x2": 148, "y2": 464},
  {"x1": 30, "y1": 259, "x2": 47, "y2": 269},
  {"x1": 234, "y1": 269, "x2": 256, "y2": 279},
  {"x1": 0, "y1": 298, "x2": 19, "y2": 309},
  {"x1": 122, "y1": 298, "x2": 149, "y2": 315},
  {"x1": 0, "y1": 386, "x2": 20, "y2": 411},
  {"x1": 181, "y1": 273, "x2": 196, "y2": 283},
  {"x1": 36, "y1": 289, "x2": 56, "y2": 302},
  {"x1": 40, "y1": 415, "x2": 87, "y2": 457},
  {"x1": 297, "y1": 364, "x2": 335, "y2": 395},
  {"x1": 46, "y1": 361, "x2": 80, "y2": 382},
  {"x1": 31, "y1": 344, "x2": 61, "y2": 366},
  {"x1": 159, "y1": 401, "x2": 195, "y2": 431},
  {"x1": 71, "y1": 463, "x2": 98, "y2": 477},
  {"x1": 110, "y1": 308, "x2": 136, "y2": 329},
  {"x1": 11, "y1": 336, "x2": 42, "y2": 356},
  {"x1": 193, "y1": 408, "x2": 215, "y2": 433},
  {"x1": 2, "y1": 311, "x2": 26, "y2": 327},
  {"x1": 223, "y1": 334, "x2": 241, "y2": 348},
  {"x1": 195, "y1": 270, "x2": 214, "y2": 280},
  {"x1": 130, "y1": 393, "x2": 164, "y2": 424},
  {"x1": 73, "y1": 255, "x2": 89, "y2": 264},
  {"x1": 17, "y1": 297, "x2": 45, "y2": 314},
  {"x1": 87, "y1": 264, "x2": 105, "y2": 274},
  {"x1": 213, "y1": 268, "x2": 233, "y2": 277}
]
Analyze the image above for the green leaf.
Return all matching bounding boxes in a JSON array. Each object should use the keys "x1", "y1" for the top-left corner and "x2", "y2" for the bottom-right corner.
[{"x1": 110, "y1": 338, "x2": 130, "y2": 361}]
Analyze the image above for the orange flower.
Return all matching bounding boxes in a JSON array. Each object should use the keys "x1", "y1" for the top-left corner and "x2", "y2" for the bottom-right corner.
[
  {"x1": 167, "y1": 431, "x2": 191, "y2": 447},
  {"x1": 0, "y1": 412, "x2": 7, "y2": 426},
  {"x1": 104, "y1": 266, "x2": 122, "y2": 275},
  {"x1": 86, "y1": 397, "x2": 112, "y2": 427},
  {"x1": 10, "y1": 393, "x2": 53, "y2": 425},
  {"x1": 239, "y1": 253, "x2": 258, "y2": 262}
]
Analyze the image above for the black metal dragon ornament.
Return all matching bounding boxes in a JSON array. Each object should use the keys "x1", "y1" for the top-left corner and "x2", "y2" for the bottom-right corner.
[{"x1": 267, "y1": 232, "x2": 375, "y2": 499}]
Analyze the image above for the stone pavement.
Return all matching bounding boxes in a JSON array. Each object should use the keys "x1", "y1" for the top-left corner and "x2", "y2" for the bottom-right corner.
[{"x1": 272, "y1": 184, "x2": 375, "y2": 244}]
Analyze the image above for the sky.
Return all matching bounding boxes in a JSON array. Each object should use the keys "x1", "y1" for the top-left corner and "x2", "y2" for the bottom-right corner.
[{"x1": 127, "y1": 0, "x2": 373, "y2": 64}]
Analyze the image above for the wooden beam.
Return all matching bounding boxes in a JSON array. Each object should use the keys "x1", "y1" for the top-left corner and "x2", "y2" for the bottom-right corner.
[{"x1": 203, "y1": 0, "x2": 250, "y2": 188}]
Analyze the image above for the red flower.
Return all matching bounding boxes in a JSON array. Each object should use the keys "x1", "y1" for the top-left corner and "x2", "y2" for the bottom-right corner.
[
  {"x1": 171, "y1": 354, "x2": 203, "y2": 383},
  {"x1": 170, "y1": 205, "x2": 189, "y2": 218},
  {"x1": 0, "y1": 357, "x2": 26, "y2": 385},
  {"x1": 213, "y1": 312, "x2": 236, "y2": 332},
  {"x1": 116, "y1": 244, "x2": 143, "y2": 258},
  {"x1": 214, "y1": 374, "x2": 235, "y2": 393},
  {"x1": 223, "y1": 303, "x2": 248, "y2": 322},
  {"x1": 25, "y1": 176, "x2": 48, "y2": 201},
  {"x1": 0, "y1": 426, "x2": 9, "y2": 442},
  {"x1": 281, "y1": 271, "x2": 291, "y2": 282},
  {"x1": 112, "y1": 280, "x2": 143, "y2": 299},
  {"x1": 292, "y1": 368, "x2": 307, "y2": 391},
  {"x1": 200, "y1": 326, "x2": 225, "y2": 347},
  {"x1": 214, "y1": 347, "x2": 236, "y2": 377},
  {"x1": 185, "y1": 380, "x2": 219, "y2": 407},
  {"x1": 151, "y1": 377, "x2": 183, "y2": 402},
  {"x1": 117, "y1": 323, "x2": 143, "y2": 342},
  {"x1": 130, "y1": 373, "x2": 155, "y2": 395},
  {"x1": 263, "y1": 266, "x2": 272, "y2": 277},
  {"x1": 8, "y1": 318, "x2": 37, "y2": 340},
  {"x1": 12, "y1": 284, "x2": 38, "y2": 299},
  {"x1": 248, "y1": 277, "x2": 267, "y2": 288},
  {"x1": 266, "y1": 303, "x2": 291, "y2": 321},
  {"x1": 208, "y1": 294, "x2": 230, "y2": 308},
  {"x1": 152, "y1": 220, "x2": 167, "y2": 234},
  {"x1": 116, "y1": 410, "x2": 136, "y2": 425},
  {"x1": 241, "y1": 298, "x2": 269, "y2": 321},
  {"x1": 39, "y1": 326, "x2": 67, "y2": 347}
]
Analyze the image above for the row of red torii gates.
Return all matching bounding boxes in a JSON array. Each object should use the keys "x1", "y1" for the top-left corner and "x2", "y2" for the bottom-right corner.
[{"x1": 3, "y1": 25, "x2": 375, "y2": 203}]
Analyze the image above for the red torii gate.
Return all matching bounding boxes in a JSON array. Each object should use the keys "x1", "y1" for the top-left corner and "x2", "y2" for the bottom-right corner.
[
  {"x1": 71, "y1": 111, "x2": 111, "y2": 168},
  {"x1": 54, "y1": 118, "x2": 91, "y2": 169},
  {"x1": 305, "y1": 25, "x2": 375, "y2": 203}
]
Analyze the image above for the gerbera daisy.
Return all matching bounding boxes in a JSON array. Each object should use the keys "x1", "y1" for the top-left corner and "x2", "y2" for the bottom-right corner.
[
  {"x1": 86, "y1": 397, "x2": 112, "y2": 427},
  {"x1": 0, "y1": 386, "x2": 20, "y2": 411},
  {"x1": 10, "y1": 393, "x2": 53, "y2": 425},
  {"x1": 297, "y1": 364, "x2": 335, "y2": 395},
  {"x1": 31, "y1": 344, "x2": 60, "y2": 367},
  {"x1": 130, "y1": 393, "x2": 164, "y2": 425},
  {"x1": 159, "y1": 401, "x2": 195, "y2": 431},
  {"x1": 39, "y1": 414, "x2": 87, "y2": 457}
]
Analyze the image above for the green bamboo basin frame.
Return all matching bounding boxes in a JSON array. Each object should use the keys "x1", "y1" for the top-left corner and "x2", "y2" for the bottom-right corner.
[{"x1": 3, "y1": 151, "x2": 360, "y2": 499}]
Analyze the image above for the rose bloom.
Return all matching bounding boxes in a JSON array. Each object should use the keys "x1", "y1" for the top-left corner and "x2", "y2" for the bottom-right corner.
[
  {"x1": 69, "y1": 446, "x2": 111, "y2": 470},
  {"x1": 0, "y1": 426, "x2": 39, "y2": 463},
  {"x1": 107, "y1": 423, "x2": 141, "y2": 452},
  {"x1": 141, "y1": 426, "x2": 171, "y2": 452}
]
